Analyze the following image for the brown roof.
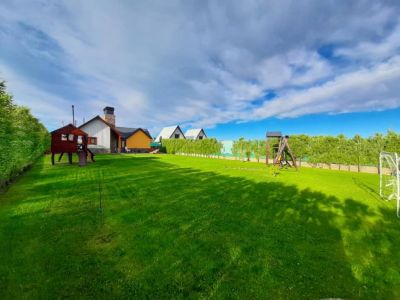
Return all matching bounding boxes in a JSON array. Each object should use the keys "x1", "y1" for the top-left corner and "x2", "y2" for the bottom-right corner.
[
  {"x1": 51, "y1": 124, "x2": 88, "y2": 136},
  {"x1": 116, "y1": 127, "x2": 152, "y2": 139}
]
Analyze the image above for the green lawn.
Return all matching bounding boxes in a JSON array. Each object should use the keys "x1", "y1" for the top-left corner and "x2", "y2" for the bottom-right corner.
[{"x1": 0, "y1": 154, "x2": 399, "y2": 299}]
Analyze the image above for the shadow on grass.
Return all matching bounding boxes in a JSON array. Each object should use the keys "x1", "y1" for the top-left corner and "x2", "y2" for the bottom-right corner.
[{"x1": 0, "y1": 155, "x2": 399, "y2": 299}]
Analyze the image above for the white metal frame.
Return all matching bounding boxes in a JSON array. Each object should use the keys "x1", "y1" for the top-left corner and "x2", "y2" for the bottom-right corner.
[{"x1": 379, "y1": 151, "x2": 400, "y2": 217}]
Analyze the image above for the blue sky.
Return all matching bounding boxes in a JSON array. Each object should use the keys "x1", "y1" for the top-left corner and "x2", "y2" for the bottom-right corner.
[{"x1": 0, "y1": 1, "x2": 400, "y2": 140}]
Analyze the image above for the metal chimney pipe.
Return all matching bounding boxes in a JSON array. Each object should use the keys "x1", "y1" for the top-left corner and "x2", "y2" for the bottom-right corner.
[{"x1": 72, "y1": 105, "x2": 75, "y2": 126}]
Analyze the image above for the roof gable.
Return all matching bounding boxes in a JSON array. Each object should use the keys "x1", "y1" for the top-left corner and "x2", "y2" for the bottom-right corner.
[
  {"x1": 79, "y1": 115, "x2": 121, "y2": 136},
  {"x1": 185, "y1": 128, "x2": 206, "y2": 139},
  {"x1": 155, "y1": 125, "x2": 185, "y2": 142},
  {"x1": 51, "y1": 124, "x2": 88, "y2": 136}
]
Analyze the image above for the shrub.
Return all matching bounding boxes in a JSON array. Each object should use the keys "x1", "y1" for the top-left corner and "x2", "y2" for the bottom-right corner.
[
  {"x1": 232, "y1": 132, "x2": 400, "y2": 169},
  {"x1": 161, "y1": 138, "x2": 222, "y2": 156},
  {"x1": 0, "y1": 82, "x2": 49, "y2": 188}
]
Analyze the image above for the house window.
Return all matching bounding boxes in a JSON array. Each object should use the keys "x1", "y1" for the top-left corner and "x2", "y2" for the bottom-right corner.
[
  {"x1": 198, "y1": 136, "x2": 203, "y2": 140},
  {"x1": 61, "y1": 134, "x2": 67, "y2": 141},
  {"x1": 174, "y1": 134, "x2": 180, "y2": 138},
  {"x1": 88, "y1": 137, "x2": 97, "y2": 145},
  {"x1": 77, "y1": 136, "x2": 83, "y2": 144},
  {"x1": 68, "y1": 134, "x2": 74, "y2": 141}
]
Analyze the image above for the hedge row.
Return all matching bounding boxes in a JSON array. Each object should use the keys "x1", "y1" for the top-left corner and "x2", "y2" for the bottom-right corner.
[
  {"x1": 0, "y1": 82, "x2": 50, "y2": 188},
  {"x1": 232, "y1": 131, "x2": 400, "y2": 169},
  {"x1": 161, "y1": 138, "x2": 222, "y2": 156}
]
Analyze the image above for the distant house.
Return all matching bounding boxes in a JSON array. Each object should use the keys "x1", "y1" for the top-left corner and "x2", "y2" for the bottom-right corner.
[
  {"x1": 155, "y1": 125, "x2": 185, "y2": 142},
  {"x1": 185, "y1": 128, "x2": 207, "y2": 140},
  {"x1": 117, "y1": 127, "x2": 152, "y2": 153}
]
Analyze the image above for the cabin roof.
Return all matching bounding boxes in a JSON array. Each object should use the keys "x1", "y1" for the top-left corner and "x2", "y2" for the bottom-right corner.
[
  {"x1": 116, "y1": 127, "x2": 152, "y2": 139},
  {"x1": 51, "y1": 123, "x2": 88, "y2": 136},
  {"x1": 185, "y1": 128, "x2": 206, "y2": 139},
  {"x1": 266, "y1": 131, "x2": 282, "y2": 138},
  {"x1": 155, "y1": 125, "x2": 184, "y2": 142}
]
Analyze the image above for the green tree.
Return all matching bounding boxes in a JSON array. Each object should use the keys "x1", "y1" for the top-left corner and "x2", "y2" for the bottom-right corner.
[{"x1": 290, "y1": 135, "x2": 310, "y2": 166}]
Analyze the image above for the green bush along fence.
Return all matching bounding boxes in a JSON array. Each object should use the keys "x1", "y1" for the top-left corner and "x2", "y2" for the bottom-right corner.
[
  {"x1": 231, "y1": 132, "x2": 400, "y2": 171},
  {"x1": 161, "y1": 138, "x2": 222, "y2": 156},
  {"x1": 0, "y1": 82, "x2": 50, "y2": 188}
]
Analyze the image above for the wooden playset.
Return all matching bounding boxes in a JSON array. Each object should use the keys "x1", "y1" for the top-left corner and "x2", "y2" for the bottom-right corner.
[
  {"x1": 266, "y1": 131, "x2": 297, "y2": 169},
  {"x1": 50, "y1": 124, "x2": 95, "y2": 166}
]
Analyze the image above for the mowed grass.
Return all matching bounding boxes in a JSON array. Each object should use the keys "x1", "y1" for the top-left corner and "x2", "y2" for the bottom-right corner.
[{"x1": 0, "y1": 154, "x2": 399, "y2": 299}]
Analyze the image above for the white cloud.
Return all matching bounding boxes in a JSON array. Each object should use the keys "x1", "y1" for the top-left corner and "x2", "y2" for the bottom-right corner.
[
  {"x1": 0, "y1": 0, "x2": 400, "y2": 133},
  {"x1": 336, "y1": 23, "x2": 400, "y2": 61},
  {"x1": 0, "y1": 63, "x2": 71, "y2": 129},
  {"x1": 253, "y1": 56, "x2": 400, "y2": 119}
]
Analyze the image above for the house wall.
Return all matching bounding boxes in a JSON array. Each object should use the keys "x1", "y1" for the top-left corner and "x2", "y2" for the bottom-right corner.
[
  {"x1": 197, "y1": 131, "x2": 206, "y2": 139},
  {"x1": 80, "y1": 119, "x2": 111, "y2": 152},
  {"x1": 126, "y1": 130, "x2": 152, "y2": 149},
  {"x1": 171, "y1": 127, "x2": 185, "y2": 139}
]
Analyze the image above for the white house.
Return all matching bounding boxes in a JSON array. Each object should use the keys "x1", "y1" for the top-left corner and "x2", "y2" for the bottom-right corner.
[
  {"x1": 155, "y1": 125, "x2": 185, "y2": 142},
  {"x1": 185, "y1": 128, "x2": 207, "y2": 140},
  {"x1": 79, "y1": 107, "x2": 121, "y2": 153}
]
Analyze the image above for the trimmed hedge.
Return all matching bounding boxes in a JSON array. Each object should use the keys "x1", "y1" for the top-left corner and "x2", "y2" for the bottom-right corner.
[
  {"x1": 161, "y1": 138, "x2": 222, "y2": 156},
  {"x1": 0, "y1": 82, "x2": 50, "y2": 188},
  {"x1": 232, "y1": 132, "x2": 400, "y2": 170}
]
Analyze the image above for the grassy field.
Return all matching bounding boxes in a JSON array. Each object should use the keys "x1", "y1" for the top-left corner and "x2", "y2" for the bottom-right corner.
[{"x1": 0, "y1": 154, "x2": 399, "y2": 299}]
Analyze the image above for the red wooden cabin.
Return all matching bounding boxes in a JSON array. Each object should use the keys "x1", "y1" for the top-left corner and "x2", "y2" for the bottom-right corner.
[{"x1": 50, "y1": 124, "x2": 94, "y2": 165}]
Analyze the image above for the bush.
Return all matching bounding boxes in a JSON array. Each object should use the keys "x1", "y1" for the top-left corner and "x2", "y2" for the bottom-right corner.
[
  {"x1": 0, "y1": 82, "x2": 49, "y2": 188},
  {"x1": 161, "y1": 138, "x2": 222, "y2": 156}
]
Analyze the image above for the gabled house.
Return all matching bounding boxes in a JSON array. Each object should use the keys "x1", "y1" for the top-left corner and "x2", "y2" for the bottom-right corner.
[
  {"x1": 185, "y1": 128, "x2": 207, "y2": 140},
  {"x1": 155, "y1": 125, "x2": 185, "y2": 142},
  {"x1": 117, "y1": 127, "x2": 152, "y2": 153},
  {"x1": 79, "y1": 108, "x2": 121, "y2": 153},
  {"x1": 80, "y1": 107, "x2": 152, "y2": 153}
]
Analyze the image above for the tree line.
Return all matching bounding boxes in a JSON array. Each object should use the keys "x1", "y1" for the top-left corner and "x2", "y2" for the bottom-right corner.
[
  {"x1": 232, "y1": 132, "x2": 400, "y2": 171},
  {"x1": 0, "y1": 82, "x2": 50, "y2": 188},
  {"x1": 161, "y1": 138, "x2": 222, "y2": 156}
]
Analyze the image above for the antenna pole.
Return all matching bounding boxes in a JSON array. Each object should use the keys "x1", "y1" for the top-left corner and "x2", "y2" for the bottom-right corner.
[{"x1": 72, "y1": 105, "x2": 75, "y2": 126}]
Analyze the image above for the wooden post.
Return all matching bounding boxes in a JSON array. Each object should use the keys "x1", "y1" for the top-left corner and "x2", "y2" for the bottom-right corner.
[
  {"x1": 274, "y1": 138, "x2": 283, "y2": 165},
  {"x1": 79, "y1": 151, "x2": 87, "y2": 166},
  {"x1": 88, "y1": 149, "x2": 95, "y2": 162},
  {"x1": 51, "y1": 153, "x2": 55, "y2": 165},
  {"x1": 58, "y1": 152, "x2": 64, "y2": 162},
  {"x1": 284, "y1": 137, "x2": 298, "y2": 169},
  {"x1": 68, "y1": 152, "x2": 73, "y2": 164}
]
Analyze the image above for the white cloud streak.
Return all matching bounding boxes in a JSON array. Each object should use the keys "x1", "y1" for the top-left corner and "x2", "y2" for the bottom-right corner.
[
  {"x1": 0, "y1": 0, "x2": 399, "y2": 133},
  {"x1": 253, "y1": 57, "x2": 400, "y2": 119}
]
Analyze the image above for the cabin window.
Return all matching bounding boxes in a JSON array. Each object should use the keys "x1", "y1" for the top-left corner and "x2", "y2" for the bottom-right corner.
[
  {"x1": 61, "y1": 134, "x2": 67, "y2": 141},
  {"x1": 174, "y1": 134, "x2": 180, "y2": 138},
  {"x1": 198, "y1": 136, "x2": 203, "y2": 140},
  {"x1": 88, "y1": 137, "x2": 97, "y2": 145},
  {"x1": 77, "y1": 136, "x2": 83, "y2": 144},
  {"x1": 68, "y1": 134, "x2": 74, "y2": 141}
]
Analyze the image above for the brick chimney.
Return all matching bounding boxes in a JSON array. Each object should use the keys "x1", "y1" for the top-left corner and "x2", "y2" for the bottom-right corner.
[{"x1": 103, "y1": 106, "x2": 115, "y2": 126}]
